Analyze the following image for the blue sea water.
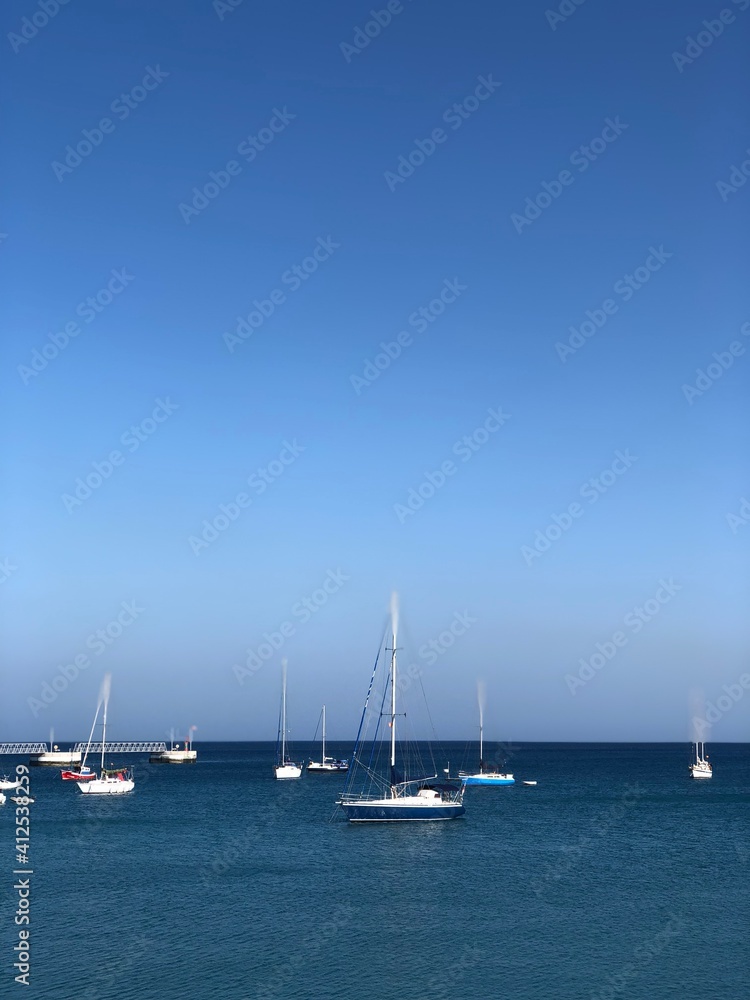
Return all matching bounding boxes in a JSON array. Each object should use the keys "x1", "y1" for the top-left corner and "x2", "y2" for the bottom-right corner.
[{"x1": 0, "y1": 742, "x2": 747, "y2": 1000}]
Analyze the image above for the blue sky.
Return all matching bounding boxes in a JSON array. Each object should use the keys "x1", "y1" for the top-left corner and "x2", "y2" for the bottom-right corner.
[{"x1": 2, "y1": 0, "x2": 748, "y2": 743}]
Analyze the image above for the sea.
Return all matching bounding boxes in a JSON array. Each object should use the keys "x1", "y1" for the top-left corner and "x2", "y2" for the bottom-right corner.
[{"x1": 0, "y1": 742, "x2": 747, "y2": 1000}]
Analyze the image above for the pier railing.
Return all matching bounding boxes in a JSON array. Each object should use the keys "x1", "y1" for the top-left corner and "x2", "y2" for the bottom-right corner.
[
  {"x1": 72, "y1": 742, "x2": 168, "y2": 753},
  {"x1": 0, "y1": 743, "x2": 49, "y2": 754}
]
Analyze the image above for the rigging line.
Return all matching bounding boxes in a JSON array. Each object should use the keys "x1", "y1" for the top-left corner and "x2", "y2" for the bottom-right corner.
[
  {"x1": 341, "y1": 617, "x2": 388, "y2": 797},
  {"x1": 417, "y1": 671, "x2": 441, "y2": 777}
]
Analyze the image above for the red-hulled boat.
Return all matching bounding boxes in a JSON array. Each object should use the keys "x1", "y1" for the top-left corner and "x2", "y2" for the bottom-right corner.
[{"x1": 61, "y1": 766, "x2": 95, "y2": 781}]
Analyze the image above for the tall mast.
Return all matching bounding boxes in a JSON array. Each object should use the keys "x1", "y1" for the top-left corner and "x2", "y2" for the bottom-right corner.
[
  {"x1": 100, "y1": 692, "x2": 108, "y2": 773},
  {"x1": 281, "y1": 660, "x2": 287, "y2": 762},
  {"x1": 479, "y1": 701, "x2": 484, "y2": 772},
  {"x1": 322, "y1": 705, "x2": 326, "y2": 762},
  {"x1": 388, "y1": 593, "x2": 399, "y2": 793}
]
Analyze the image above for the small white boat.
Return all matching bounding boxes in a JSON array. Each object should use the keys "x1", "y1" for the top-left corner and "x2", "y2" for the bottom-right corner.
[
  {"x1": 307, "y1": 706, "x2": 348, "y2": 773},
  {"x1": 77, "y1": 675, "x2": 135, "y2": 796},
  {"x1": 690, "y1": 741, "x2": 712, "y2": 779},
  {"x1": 0, "y1": 777, "x2": 22, "y2": 790},
  {"x1": 10, "y1": 796, "x2": 34, "y2": 804},
  {"x1": 0, "y1": 791, "x2": 5, "y2": 806},
  {"x1": 273, "y1": 661, "x2": 302, "y2": 779},
  {"x1": 522, "y1": 780, "x2": 537, "y2": 786}
]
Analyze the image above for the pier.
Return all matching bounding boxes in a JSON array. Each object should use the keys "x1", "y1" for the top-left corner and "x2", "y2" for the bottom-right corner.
[
  {"x1": 0, "y1": 743, "x2": 49, "y2": 754},
  {"x1": 72, "y1": 741, "x2": 168, "y2": 753}
]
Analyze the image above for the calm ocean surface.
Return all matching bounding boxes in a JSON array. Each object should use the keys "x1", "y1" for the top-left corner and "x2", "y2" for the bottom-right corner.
[{"x1": 1, "y1": 742, "x2": 747, "y2": 999}]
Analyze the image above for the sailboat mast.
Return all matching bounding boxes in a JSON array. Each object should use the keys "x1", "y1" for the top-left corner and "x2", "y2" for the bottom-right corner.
[
  {"x1": 322, "y1": 705, "x2": 326, "y2": 762},
  {"x1": 390, "y1": 627, "x2": 397, "y2": 771},
  {"x1": 281, "y1": 661, "x2": 287, "y2": 762},
  {"x1": 100, "y1": 694, "x2": 108, "y2": 773},
  {"x1": 479, "y1": 703, "x2": 484, "y2": 772}
]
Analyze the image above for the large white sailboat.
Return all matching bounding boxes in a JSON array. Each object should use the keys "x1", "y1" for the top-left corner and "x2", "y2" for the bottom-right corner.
[
  {"x1": 307, "y1": 706, "x2": 348, "y2": 773},
  {"x1": 690, "y1": 741, "x2": 712, "y2": 779},
  {"x1": 274, "y1": 661, "x2": 302, "y2": 779},
  {"x1": 77, "y1": 675, "x2": 134, "y2": 796},
  {"x1": 459, "y1": 682, "x2": 514, "y2": 786},
  {"x1": 338, "y1": 594, "x2": 465, "y2": 822}
]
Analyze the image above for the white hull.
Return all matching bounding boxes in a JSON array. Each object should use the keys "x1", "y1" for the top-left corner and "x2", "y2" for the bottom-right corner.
[
  {"x1": 78, "y1": 776, "x2": 134, "y2": 795},
  {"x1": 308, "y1": 761, "x2": 348, "y2": 773},
  {"x1": 690, "y1": 765, "x2": 712, "y2": 779},
  {"x1": 0, "y1": 792, "x2": 5, "y2": 805},
  {"x1": 30, "y1": 750, "x2": 81, "y2": 765},
  {"x1": 0, "y1": 778, "x2": 22, "y2": 790},
  {"x1": 274, "y1": 764, "x2": 302, "y2": 779}
]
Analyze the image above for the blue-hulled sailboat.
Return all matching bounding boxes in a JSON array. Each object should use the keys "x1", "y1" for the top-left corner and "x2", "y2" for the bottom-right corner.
[
  {"x1": 459, "y1": 682, "x2": 514, "y2": 786},
  {"x1": 337, "y1": 594, "x2": 465, "y2": 822}
]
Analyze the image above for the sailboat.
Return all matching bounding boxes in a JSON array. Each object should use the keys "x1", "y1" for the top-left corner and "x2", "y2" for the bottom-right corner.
[
  {"x1": 77, "y1": 674, "x2": 134, "y2": 795},
  {"x1": 690, "y1": 741, "x2": 712, "y2": 779},
  {"x1": 459, "y1": 682, "x2": 514, "y2": 786},
  {"x1": 273, "y1": 661, "x2": 302, "y2": 779},
  {"x1": 307, "y1": 706, "x2": 349, "y2": 773},
  {"x1": 337, "y1": 594, "x2": 465, "y2": 822}
]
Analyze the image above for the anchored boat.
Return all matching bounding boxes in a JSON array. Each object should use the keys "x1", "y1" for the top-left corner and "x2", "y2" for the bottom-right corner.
[
  {"x1": 337, "y1": 593, "x2": 465, "y2": 822},
  {"x1": 307, "y1": 706, "x2": 348, "y2": 773},
  {"x1": 459, "y1": 682, "x2": 514, "y2": 786},
  {"x1": 690, "y1": 741, "x2": 712, "y2": 779},
  {"x1": 77, "y1": 675, "x2": 134, "y2": 796},
  {"x1": 273, "y1": 661, "x2": 302, "y2": 779}
]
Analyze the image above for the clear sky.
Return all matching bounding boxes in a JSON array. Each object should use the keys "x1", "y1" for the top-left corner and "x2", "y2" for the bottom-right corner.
[{"x1": 2, "y1": 0, "x2": 748, "y2": 743}]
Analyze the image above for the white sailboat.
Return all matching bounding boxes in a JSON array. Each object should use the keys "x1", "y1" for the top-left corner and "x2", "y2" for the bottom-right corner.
[
  {"x1": 307, "y1": 706, "x2": 348, "y2": 773},
  {"x1": 459, "y1": 682, "x2": 514, "y2": 786},
  {"x1": 77, "y1": 675, "x2": 134, "y2": 795},
  {"x1": 338, "y1": 593, "x2": 465, "y2": 822},
  {"x1": 690, "y1": 741, "x2": 712, "y2": 779},
  {"x1": 274, "y1": 661, "x2": 302, "y2": 779}
]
